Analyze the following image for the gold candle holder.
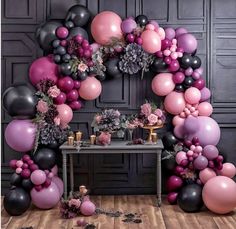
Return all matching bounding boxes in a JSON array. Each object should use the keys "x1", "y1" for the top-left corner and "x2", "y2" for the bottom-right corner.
[
  {"x1": 151, "y1": 133, "x2": 158, "y2": 143},
  {"x1": 68, "y1": 136, "x2": 74, "y2": 145},
  {"x1": 90, "y1": 135, "x2": 96, "y2": 145},
  {"x1": 76, "y1": 131, "x2": 82, "y2": 141}
]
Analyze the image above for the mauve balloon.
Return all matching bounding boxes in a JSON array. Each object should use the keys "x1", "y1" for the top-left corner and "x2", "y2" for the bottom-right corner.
[
  {"x1": 200, "y1": 87, "x2": 211, "y2": 102},
  {"x1": 177, "y1": 33, "x2": 197, "y2": 54},
  {"x1": 193, "y1": 155, "x2": 208, "y2": 170}
]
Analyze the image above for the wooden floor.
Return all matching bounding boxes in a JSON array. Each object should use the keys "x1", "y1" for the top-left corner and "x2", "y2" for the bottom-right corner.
[{"x1": 1, "y1": 195, "x2": 236, "y2": 229}]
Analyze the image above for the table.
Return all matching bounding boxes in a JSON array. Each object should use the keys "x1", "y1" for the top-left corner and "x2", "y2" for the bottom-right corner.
[{"x1": 60, "y1": 140, "x2": 164, "y2": 206}]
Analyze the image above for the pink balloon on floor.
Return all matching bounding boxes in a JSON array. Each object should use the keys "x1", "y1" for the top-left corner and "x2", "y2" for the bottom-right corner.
[
  {"x1": 52, "y1": 176, "x2": 64, "y2": 197},
  {"x1": 56, "y1": 104, "x2": 73, "y2": 126},
  {"x1": 198, "y1": 102, "x2": 213, "y2": 116},
  {"x1": 141, "y1": 30, "x2": 161, "y2": 53},
  {"x1": 80, "y1": 201, "x2": 96, "y2": 216},
  {"x1": 199, "y1": 168, "x2": 216, "y2": 184},
  {"x1": 164, "y1": 92, "x2": 186, "y2": 115},
  {"x1": 218, "y1": 163, "x2": 236, "y2": 178}
]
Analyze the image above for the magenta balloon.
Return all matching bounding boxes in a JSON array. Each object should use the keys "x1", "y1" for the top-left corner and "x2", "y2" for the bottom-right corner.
[
  {"x1": 193, "y1": 155, "x2": 208, "y2": 170},
  {"x1": 177, "y1": 33, "x2": 197, "y2": 54},
  {"x1": 166, "y1": 175, "x2": 183, "y2": 192},
  {"x1": 186, "y1": 116, "x2": 220, "y2": 147},
  {"x1": 91, "y1": 11, "x2": 123, "y2": 45},
  {"x1": 57, "y1": 76, "x2": 74, "y2": 92},
  {"x1": 56, "y1": 104, "x2": 73, "y2": 125},
  {"x1": 172, "y1": 72, "x2": 185, "y2": 84},
  {"x1": 199, "y1": 168, "x2": 216, "y2": 184},
  {"x1": 69, "y1": 100, "x2": 82, "y2": 110},
  {"x1": 202, "y1": 145, "x2": 219, "y2": 160},
  {"x1": 218, "y1": 163, "x2": 236, "y2": 178},
  {"x1": 168, "y1": 60, "x2": 180, "y2": 72},
  {"x1": 30, "y1": 170, "x2": 46, "y2": 185},
  {"x1": 174, "y1": 124, "x2": 186, "y2": 139},
  {"x1": 200, "y1": 87, "x2": 211, "y2": 102},
  {"x1": 202, "y1": 176, "x2": 236, "y2": 214},
  {"x1": 193, "y1": 78, "x2": 205, "y2": 90},
  {"x1": 29, "y1": 56, "x2": 58, "y2": 86},
  {"x1": 54, "y1": 92, "x2": 66, "y2": 105},
  {"x1": 141, "y1": 30, "x2": 161, "y2": 53},
  {"x1": 164, "y1": 27, "x2": 176, "y2": 40},
  {"x1": 52, "y1": 176, "x2": 64, "y2": 197},
  {"x1": 66, "y1": 89, "x2": 79, "y2": 102},
  {"x1": 31, "y1": 182, "x2": 60, "y2": 209},
  {"x1": 121, "y1": 18, "x2": 137, "y2": 34},
  {"x1": 175, "y1": 27, "x2": 188, "y2": 38},
  {"x1": 164, "y1": 92, "x2": 186, "y2": 115},
  {"x1": 167, "y1": 192, "x2": 178, "y2": 205},
  {"x1": 5, "y1": 119, "x2": 36, "y2": 152},
  {"x1": 184, "y1": 116, "x2": 199, "y2": 134}
]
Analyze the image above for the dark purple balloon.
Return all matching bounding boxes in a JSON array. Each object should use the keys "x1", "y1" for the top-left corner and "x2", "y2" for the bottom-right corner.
[
  {"x1": 161, "y1": 39, "x2": 172, "y2": 51},
  {"x1": 57, "y1": 76, "x2": 74, "y2": 92},
  {"x1": 193, "y1": 78, "x2": 205, "y2": 90},
  {"x1": 54, "y1": 92, "x2": 66, "y2": 104},
  {"x1": 167, "y1": 192, "x2": 178, "y2": 205},
  {"x1": 73, "y1": 80, "x2": 81, "y2": 89},
  {"x1": 69, "y1": 100, "x2": 82, "y2": 110},
  {"x1": 166, "y1": 175, "x2": 183, "y2": 192}
]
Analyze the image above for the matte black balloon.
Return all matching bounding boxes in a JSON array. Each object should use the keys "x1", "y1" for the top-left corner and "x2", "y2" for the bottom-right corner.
[
  {"x1": 65, "y1": 5, "x2": 91, "y2": 27},
  {"x1": 52, "y1": 39, "x2": 60, "y2": 48},
  {"x1": 177, "y1": 184, "x2": 203, "y2": 212},
  {"x1": 191, "y1": 56, "x2": 201, "y2": 69},
  {"x1": 47, "y1": 140, "x2": 59, "y2": 149},
  {"x1": 77, "y1": 71, "x2": 88, "y2": 81},
  {"x1": 96, "y1": 74, "x2": 106, "y2": 81},
  {"x1": 62, "y1": 54, "x2": 71, "y2": 63},
  {"x1": 151, "y1": 58, "x2": 167, "y2": 73},
  {"x1": 105, "y1": 58, "x2": 122, "y2": 78},
  {"x1": 53, "y1": 54, "x2": 61, "y2": 64},
  {"x1": 10, "y1": 173, "x2": 22, "y2": 186},
  {"x1": 2, "y1": 84, "x2": 37, "y2": 119},
  {"x1": 184, "y1": 76, "x2": 194, "y2": 89},
  {"x1": 162, "y1": 156, "x2": 176, "y2": 171},
  {"x1": 21, "y1": 179, "x2": 34, "y2": 191},
  {"x1": 59, "y1": 63, "x2": 72, "y2": 75},
  {"x1": 64, "y1": 21, "x2": 74, "y2": 29},
  {"x1": 4, "y1": 187, "x2": 31, "y2": 216},
  {"x1": 67, "y1": 27, "x2": 88, "y2": 40},
  {"x1": 175, "y1": 84, "x2": 185, "y2": 92},
  {"x1": 71, "y1": 72, "x2": 78, "y2": 80},
  {"x1": 162, "y1": 132, "x2": 178, "y2": 150},
  {"x1": 55, "y1": 46, "x2": 66, "y2": 55},
  {"x1": 135, "y1": 15, "x2": 148, "y2": 26},
  {"x1": 180, "y1": 54, "x2": 193, "y2": 69},
  {"x1": 36, "y1": 20, "x2": 62, "y2": 53},
  {"x1": 33, "y1": 148, "x2": 56, "y2": 170}
]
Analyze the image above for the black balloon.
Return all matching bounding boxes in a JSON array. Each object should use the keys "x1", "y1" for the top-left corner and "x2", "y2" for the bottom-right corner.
[
  {"x1": 64, "y1": 21, "x2": 74, "y2": 29},
  {"x1": 177, "y1": 184, "x2": 203, "y2": 212},
  {"x1": 162, "y1": 132, "x2": 178, "y2": 150},
  {"x1": 191, "y1": 56, "x2": 201, "y2": 69},
  {"x1": 135, "y1": 15, "x2": 148, "y2": 26},
  {"x1": 59, "y1": 63, "x2": 72, "y2": 76},
  {"x1": 4, "y1": 187, "x2": 31, "y2": 216},
  {"x1": 3, "y1": 84, "x2": 37, "y2": 119},
  {"x1": 67, "y1": 27, "x2": 88, "y2": 40},
  {"x1": 77, "y1": 71, "x2": 88, "y2": 81},
  {"x1": 54, "y1": 54, "x2": 61, "y2": 64},
  {"x1": 105, "y1": 58, "x2": 122, "y2": 78},
  {"x1": 47, "y1": 140, "x2": 59, "y2": 149},
  {"x1": 151, "y1": 58, "x2": 167, "y2": 73},
  {"x1": 96, "y1": 74, "x2": 106, "y2": 81},
  {"x1": 162, "y1": 155, "x2": 176, "y2": 171},
  {"x1": 36, "y1": 20, "x2": 62, "y2": 53},
  {"x1": 10, "y1": 173, "x2": 22, "y2": 186},
  {"x1": 180, "y1": 54, "x2": 193, "y2": 69},
  {"x1": 21, "y1": 179, "x2": 34, "y2": 191},
  {"x1": 33, "y1": 148, "x2": 56, "y2": 170},
  {"x1": 175, "y1": 84, "x2": 185, "y2": 92},
  {"x1": 65, "y1": 5, "x2": 91, "y2": 27},
  {"x1": 184, "y1": 76, "x2": 194, "y2": 89}
]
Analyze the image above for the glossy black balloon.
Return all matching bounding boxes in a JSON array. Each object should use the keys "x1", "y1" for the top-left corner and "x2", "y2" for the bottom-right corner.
[
  {"x1": 105, "y1": 58, "x2": 122, "y2": 78},
  {"x1": 65, "y1": 5, "x2": 91, "y2": 27},
  {"x1": 54, "y1": 54, "x2": 61, "y2": 64},
  {"x1": 55, "y1": 46, "x2": 66, "y2": 55},
  {"x1": 151, "y1": 58, "x2": 168, "y2": 73},
  {"x1": 59, "y1": 63, "x2": 72, "y2": 76},
  {"x1": 10, "y1": 173, "x2": 22, "y2": 186},
  {"x1": 135, "y1": 15, "x2": 148, "y2": 26},
  {"x1": 175, "y1": 84, "x2": 185, "y2": 92},
  {"x1": 4, "y1": 187, "x2": 31, "y2": 216},
  {"x1": 191, "y1": 56, "x2": 201, "y2": 69},
  {"x1": 64, "y1": 21, "x2": 74, "y2": 29},
  {"x1": 47, "y1": 140, "x2": 60, "y2": 149},
  {"x1": 180, "y1": 54, "x2": 193, "y2": 69},
  {"x1": 36, "y1": 20, "x2": 62, "y2": 53},
  {"x1": 96, "y1": 74, "x2": 106, "y2": 81},
  {"x1": 177, "y1": 184, "x2": 203, "y2": 212},
  {"x1": 33, "y1": 148, "x2": 56, "y2": 170},
  {"x1": 2, "y1": 84, "x2": 37, "y2": 119},
  {"x1": 67, "y1": 27, "x2": 88, "y2": 40},
  {"x1": 184, "y1": 76, "x2": 194, "y2": 88},
  {"x1": 162, "y1": 132, "x2": 178, "y2": 150},
  {"x1": 77, "y1": 71, "x2": 88, "y2": 81},
  {"x1": 21, "y1": 179, "x2": 34, "y2": 191},
  {"x1": 162, "y1": 155, "x2": 176, "y2": 171}
]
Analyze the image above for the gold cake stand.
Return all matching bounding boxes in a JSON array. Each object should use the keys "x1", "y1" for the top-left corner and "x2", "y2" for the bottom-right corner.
[{"x1": 142, "y1": 124, "x2": 164, "y2": 142}]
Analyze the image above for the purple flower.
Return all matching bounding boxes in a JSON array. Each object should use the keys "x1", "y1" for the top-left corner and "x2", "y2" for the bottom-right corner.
[{"x1": 141, "y1": 103, "x2": 152, "y2": 117}]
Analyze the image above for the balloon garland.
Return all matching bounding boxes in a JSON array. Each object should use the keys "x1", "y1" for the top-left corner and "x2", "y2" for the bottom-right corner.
[{"x1": 2, "y1": 4, "x2": 236, "y2": 216}]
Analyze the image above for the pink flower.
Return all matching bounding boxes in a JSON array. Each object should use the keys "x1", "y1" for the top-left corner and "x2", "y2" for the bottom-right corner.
[
  {"x1": 114, "y1": 110, "x2": 120, "y2": 117},
  {"x1": 36, "y1": 100, "x2": 48, "y2": 113},
  {"x1": 78, "y1": 63, "x2": 88, "y2": 72},
  {"x1": 154, "y1": 109, "x2": 163, "y2": 118},
  {"x1": 147, "y1": 114, "x2": 158, "y2": 125},
  {"x1": 141, "y1": 103, "x2": 152, "y2": 117},
  {"x1": 95, "y1": 115, "x2": 102, "y2": 124},
  {"x1": 54, "y1": 117, "x2": 61, "y2": 126},
  {"x1": 68, "y1": 198, "x2": 81, "y2": 208},
  {"x1": 98, "y1": 132, "x2": 111, "y2": 146},
  {"x1": 48, "y1": 85, "x2": 61, "y2": 98}
]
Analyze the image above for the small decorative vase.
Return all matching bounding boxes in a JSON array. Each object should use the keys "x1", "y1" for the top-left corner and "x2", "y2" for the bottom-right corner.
[
  {"x1": 142, "y1": 124, "x2": 163, "y2": 142},
  {"x1": 97, "y1": 132, "x2": 111, "y2": 146},
  {"x1": 127, "y1": 128, "x2": 135, "y2": 141}
]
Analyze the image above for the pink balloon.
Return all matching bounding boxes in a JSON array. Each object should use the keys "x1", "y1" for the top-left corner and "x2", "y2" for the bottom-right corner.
[
  {"x1": 141, "y1": 30, "x2": 161, "y2": 53},
  {"x1": 174, "y1": 124, "x2": 185, "y2": 139},
  {"x1": 198, "y1": 102, "x2": 213, "y2": 116},
  {"x1": 176, "y1": 151, "x2": 188, "y2": 165},
  {"x1": 151, "y1": 73, "x2": 175, "y2": 96},
  {"x1": 164, "y1": 92, "x2": 186, "y2": 115},
  {"x1": 199, "y1": 168, "x2": 216, "y2": 184},
  {"x1": 51, "y1": 165, "x2": 58, "y2": 176},
  {"x1": 79, "y1": 76, "x2": 102, "y2": 100},
  {"x1": 202, "y1": 176, "x2": 236, "y2": 214},
  {"x1": 80, "y1": 201, "x2": 96, "y2": 216},
  {"x1": 172, "y1": 115, "x2": 185, "y2": 126},
  {"x1": 91, "y1": 11, "x2": 123, "y2": 45},
  {"x1": 218, "y1": 163, "x2": 236, "y2": 178},
  {"x1": 31, "y1": 182, "x2": 60, "y2": 209},
  {"x1": 56, "y1": 104, "x2": 73, "y2": 126},
  {"x1": 200, "y1": 87, "x2": 211, "y2": 102},
  {"x1": 52, "y1": 176, "x2": 64, "y2": 197},
  {"x1": 5, "y1": 119, "x2": 36, "y2": 152},
  {"x1": 184, "y1": 87, "x2": 201, "y2": 104},
  {"x1": 29, "y1": 56, "x2": 58, "y2": 86},
  {"x1": 177, "y1": 33, "x2": 197, "y2": 54},
  {"x1": 30, "y1": 170, "x2": 46, "y2": 185}
]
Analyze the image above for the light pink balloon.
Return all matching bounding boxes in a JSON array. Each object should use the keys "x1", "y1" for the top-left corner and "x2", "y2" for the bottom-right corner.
[
  {"x1": 198, "y1": 102, "x2": 213, "y2": 116},
  {"x1": 52, "y1": 176, "x2": 64, "y2": 197},
  {"x1": 199, "y1": 168, "x2": 216, "y2": 184},
  {"x1": 79, "y1": 76, "x2": 102, "y2": 100},
  {"x1": 151, "y1": 73, "x2": 175, "y2": 96},
  {"x1": 184, "y1": 87, "x2": 201, "y2": 104},
  {"x1": 91, "y1": 11, "x2": 123, "y2": 45},
  {"x1": 172, "y1": 115, "x2": 185, "y2": 126},
  {"x1": 80, "y1": 201, "x2": 96, "y2": 216},
  {"x1": 141, "y1": 30, "x2": 161, "y2": 53},
  {"x1": 51, "y1": 165, "x2": 58, "y2": 176},
  {"x1": 176, "y1": 151, "x2": 187, "y2": 165},
  {"x1": 218, "y1": 163, "x2": 236, "y2": 178},
  {"x1": 56, "y1": 104, "x2": 73, "y2": 126},
  {"x1": 202, "y1": 176, "x2": 236, "y2": 214},
  {"x1": 164, "y1": 92, "x2": 186, "y2": 115},
  {"x1": 30, "y1": 170, "x2": 46, "y2": 185}
]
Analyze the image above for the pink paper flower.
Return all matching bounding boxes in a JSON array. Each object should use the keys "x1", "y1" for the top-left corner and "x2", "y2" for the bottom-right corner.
[
  {"x1": 54, "y1": 117, "x2": 61, "y2": 126},
  {"x1": 36, "y1": 100, "x2": 48, "y2": 113},
  {"x1": 154, "y1": 109, "x2": 163, "y2": 118},
  {"x1": 141, "y1": 103, "x2": 152, "y2": 117},
  {"x1": 68, "y1": 198, "x2": 81, "y2": 208},
  {"x1": 147, "y1": 114, "x2": 158, "y2": 125},
  {"x1": 78, "y1": 63, "x2": 88, "y2": 72},
  {"x1": 48, "y1": 85, "x2": 61, "y2": 98},
  {"x1": 98, "y1": 132, "x2": 111, "y2": 146}
]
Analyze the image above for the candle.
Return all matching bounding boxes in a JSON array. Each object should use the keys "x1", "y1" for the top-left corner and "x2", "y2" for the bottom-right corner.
[
  {"x1": 68, "y1": 136, "x2": 74, "y2": 145},
  {"x1": 151, "y1": 133, "x2": 158, "y2": 143},
  {"x1": 90, "y1": 135, "x2": 96, "y2": 145},
  {"x1": 76, "y1": 131, "x2": 82, "y2": 141}
]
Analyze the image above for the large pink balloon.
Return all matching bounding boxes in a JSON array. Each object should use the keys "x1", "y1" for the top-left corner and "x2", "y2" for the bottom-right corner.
[
  {"x1": 29, "y1": 56, "x2": 59, "y2": 86},
  {"x1": 79, "y1": 76, "x2": 102, "y2": 100},
  {"x1": 141, "y1": 30, "x2": 161, "y2": 53},
  {"x1": 52, "y1": 176, "x2": 64, "y2": 197},
  {"x1": 152, "y1": 73, "x2": 175, "y2": 96},
  {"x1": 184, "y1": 87, "x2": 201, "y2": 104},
  {"x1": 218, "y1": 163, "x2": 236, "y2": 178},
  {"x1": 56, "y1": 104, "x2": 73, "y2": 126},
  {"x1": 91, "y1": 11, "x2": 123, "y2": 45},
  {"x1": 199, "y1": 168, "x2": 216, "y2": 184},
  {"x1": 198, "y1": 102, "x2": 213, "y2": 116},
  {"x1": 30, "y1": 182, "x2": 60, "y2": 209},
  {"x1": 5, "y1": 119, "x2": 36, "y2": 152},
  {"x1": 164, "y1": 92, "x2": 186, "y2": 115},
  {"x1": 202, "y1": 176, "x2": 236, "y2": 214}
]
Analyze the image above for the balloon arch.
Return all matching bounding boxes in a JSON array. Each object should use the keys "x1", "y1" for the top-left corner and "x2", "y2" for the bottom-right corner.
[{"x1": 3, "y1": 5, "x2": 236, "y2": 216}]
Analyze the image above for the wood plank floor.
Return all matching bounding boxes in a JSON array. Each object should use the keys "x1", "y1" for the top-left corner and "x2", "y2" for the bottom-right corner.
[{"x1": 1, "y1": 195, "x2": 236, "y2": 229}]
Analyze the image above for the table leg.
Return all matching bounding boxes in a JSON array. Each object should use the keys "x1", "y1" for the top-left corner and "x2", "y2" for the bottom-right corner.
[
  {"x1": 157, "y1": 151, "x2": 162, "y2": 207},
  {"x1": 63, "y1": 153, "x2": 68, "y2": 199},
  {"x1": 69, "y1": 154, "x2": 74, "y2": 198}
]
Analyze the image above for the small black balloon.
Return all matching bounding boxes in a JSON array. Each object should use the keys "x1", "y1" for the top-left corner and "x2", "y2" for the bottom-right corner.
[
  {"x1": 67, "y1": 27, "x2": 89, "y2": 40},
  {"x1": 47, "y1": 140, "x2": 59, "y2": 149},
  {"x1": 2, "y1": 84, "x2": 37, "y2": 119},
  {"x1": 4, "y1": 187, "x2": 31, "y2": 216},
  {"x1": 162, "y1": 132, "x2": 178, "y2": 150},
  {"x1": 175, "y1": 84, "x2": 185, "y2": 92},
  {"x1": 180, "y1": 54, "x2": 193, "y2": 69},
  {"x1": 135, "y1": 15, "x2": 148, "y2": 26},
  {"x1": 52, "y1": 39, "x2": 60, "y2": 48},
  {"x1": 21, "y1": 179, "x2": 34, "y2": 191},
  {"x1": 59, "y1": 63, "x2": 72, "y2": 75},
  {"x1": 62, "y1": 54, "x2": 71, "y2": 63},
  {"x1": 151, "y1": 58, "x2": 167, "y2": 73},
  {"x1": 65, "y1": 5, "x2": 91, "y2": 27},
  {"x1": 184, "y1": 76, "x2": 194, "y2": 88},
  {"x1": 177, "y1": 184, "x2": 203, "y2": 212},
  {"x1": 105, "y1": 58, "x2": 122, "y2": 78},
  {"x1": 191, "y1": 56, "x2": 201, "y2": 69},
  {"x1": 64, "y1": 21, "x2": 74, "y2": 29},
  {"x1": 10, "y1": 173, "x2": 22, "y2": 186},
  {"x1": 96, "y1": 74, "x2": 106, "y2": 81},
  {"x1": 56, "y1": 46, "x2": 66, "y2": 55},
  {"x1": 71, "y1": 72, "x2": 78, "y2": 80},
  {"x1": 162, "y1": 156, "x2": 176, "y2": 171},
  {"x1": 77, "y1": 71, "x2": 88, "y2": 81},
  {"x1": 33, "y1": 148, "x2": 56, "y2": 170},
  {"x1": 54, "y1": 54, "x2": 61, "y2": 64}
]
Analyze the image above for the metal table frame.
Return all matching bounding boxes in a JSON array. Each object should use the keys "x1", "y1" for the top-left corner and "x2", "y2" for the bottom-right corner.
[{"x1": 60, "y1": 140, "x2": 163, "y2": 206}]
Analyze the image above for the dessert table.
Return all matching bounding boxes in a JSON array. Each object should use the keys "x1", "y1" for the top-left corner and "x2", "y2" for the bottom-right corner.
[{"x1": 60, "y1": 140, "x2": 164, "y2": 206}]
